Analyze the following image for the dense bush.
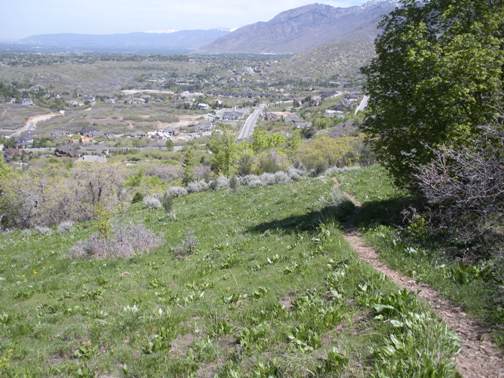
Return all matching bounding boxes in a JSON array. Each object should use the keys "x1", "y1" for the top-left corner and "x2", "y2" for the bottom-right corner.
[
  {"x1": 1, "y1": 165, "x2": 125, "y2": 229},
  {"x1": 415, "y1": 124, "x2": 504, "y2": 256},
  {"x1": 208, "y1": 128, "x2": 239, "y2": 176},
  {"x1": 363, "y1": 0, "x2": 504, "y2": 186},
  {"x1": 296, "y1": 136, "x2": 359, "y2": 174},
  {"x1": 143, "y1": 165, "x2": 180, "y2": 181},
  {"x1": 187, "y1": 180, "x2": 210, "y2": 193},
  {"x1": 256, "y1": 149, "x2": 289, "y2": 173},
  {"x1": 70, "y1": 223, "x2": 162, "y2": 259},
  {"x1": 143, "y1": 196, "x2": 162, "y2": 209},
  {"x1": 166, "y1": 187, "x2": 188, "y2": 198},
  {"x1": 211, "y1": 176, "x2": 230, "y2": 190}
]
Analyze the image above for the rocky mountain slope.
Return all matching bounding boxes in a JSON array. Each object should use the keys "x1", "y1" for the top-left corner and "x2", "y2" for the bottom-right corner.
[{"x1": 203, "y1": 1, "x2": 396, "y2": 54}]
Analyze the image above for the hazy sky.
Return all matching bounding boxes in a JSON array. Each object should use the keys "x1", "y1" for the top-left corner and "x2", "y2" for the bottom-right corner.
[{"x1": 0, "y1": 0, "x2": 368, "y2": 41}]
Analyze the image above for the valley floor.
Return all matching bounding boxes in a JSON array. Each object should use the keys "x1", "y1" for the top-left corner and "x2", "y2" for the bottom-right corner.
[{"x1": 0, "y1": 167, "x2": 501, "y2": 376}]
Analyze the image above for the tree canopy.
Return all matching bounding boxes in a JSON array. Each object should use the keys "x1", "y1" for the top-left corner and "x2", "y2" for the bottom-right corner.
[{"x1": 362, "y1": 0, "x2": 504, "y2": 186}]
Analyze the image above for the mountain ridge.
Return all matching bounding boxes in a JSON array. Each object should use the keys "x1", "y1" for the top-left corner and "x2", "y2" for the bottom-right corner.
[
  {"x1": 202, "y1": 1, "x2": 396, "y2": 54},
  {"x1": 18, "y1": 30, "x2": 230, "y2": 53}
]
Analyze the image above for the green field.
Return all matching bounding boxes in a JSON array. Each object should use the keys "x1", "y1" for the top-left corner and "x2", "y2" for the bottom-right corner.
[{"x1": 0, "y1": 176, "x2": 459, "y2": 377}]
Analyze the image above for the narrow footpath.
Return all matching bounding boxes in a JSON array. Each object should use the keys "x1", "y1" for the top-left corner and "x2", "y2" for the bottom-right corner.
[{"x1": 341, "y1": 192, "x2": 504, "y2": 378}]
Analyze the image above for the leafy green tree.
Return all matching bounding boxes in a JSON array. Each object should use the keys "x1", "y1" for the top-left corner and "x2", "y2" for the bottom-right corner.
[
  {"x1": 252, "y1": 129, "x2": 286, "y2": 152},
  {"x1": 287, "y1": 130, "x2": 302, "y2": 155},
  {"x1": 181, "y1": 146, "x2": 195, "y2": 185},
  {"x1": 0, "y1": 154, "x2": 10, "y2": 226},
  {"x1": 362, "y1": 0, "x2": 504, "y2": 186},
  {"x1": 0, "y1": 154, "x2": 10, "y2": 181},
  {"x1": 208, "y1": 129, "x2": 238, "y2": 176},
  {"x1": 0, "y1": 137, "x2": 16, "y2": 149}
]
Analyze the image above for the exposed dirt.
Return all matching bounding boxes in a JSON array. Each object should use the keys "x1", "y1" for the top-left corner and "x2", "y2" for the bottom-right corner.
[
  {"x1": 11, "y1": 112, "x2": 61, "y2": 137},
  {"x1": 279, "y1": 293, "x2": 295, "y2": 311},
  {"x1": 170, "y1": 333, "x2": 196, "y2": 358},
  {"x1": 196, "y1": 336, "x2": 238, "y2": 378},
  {"x1": 341, "y1": 192, "x2": 504, "y2": 378}
]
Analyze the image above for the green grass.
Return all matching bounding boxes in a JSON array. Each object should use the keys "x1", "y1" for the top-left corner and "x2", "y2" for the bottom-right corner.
[
  {"x1": 0, "y1": 179, "x2": 459, "y2": 376},
  {"x1": 335, "y1": 165, "x2": 504, "y2": 349}
]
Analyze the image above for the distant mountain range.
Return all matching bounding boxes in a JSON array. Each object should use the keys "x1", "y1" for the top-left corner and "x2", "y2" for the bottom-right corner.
[
  {"x1": 14, "y1": 1, "x2": 396, "y2": 55},
  {"x1": 202, "y1": 1, "x2": 397, "y2": 54},
  {"x1": 18, "y1": 30, "x2": 230, "y2": 53}
]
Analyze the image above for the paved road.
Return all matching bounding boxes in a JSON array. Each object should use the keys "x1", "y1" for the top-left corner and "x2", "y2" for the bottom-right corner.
[
  {"x1": 237, "y1": 104, "x2": 266, "y2": 140},
  {"x1": 354, "y1": 95, "x2": 370, "y2": 115}
]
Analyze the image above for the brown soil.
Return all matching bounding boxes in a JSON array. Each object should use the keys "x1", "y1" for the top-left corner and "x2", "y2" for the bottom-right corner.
[
  {"x1": 170, "y1": 333, "x2": 196, "y2": 358},
  {"x1": 341, "y1": 191, "x2": 504, "y2": 378}
]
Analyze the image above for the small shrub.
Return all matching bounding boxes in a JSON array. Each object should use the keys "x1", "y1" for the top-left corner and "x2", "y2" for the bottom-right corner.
[
  {"x1": 95, "y1": 206, "x2": 112, "y2": 239},
  {"x1": 287, "y1": 166, "x2": 305, "y2": 181},
  {"x1": 211, "y1": 176, "x2": 229, "y2": 191},
  {"x1": 240, "y1": 175, "x2": 263, "y2": 188},
  {"x1": 161, "y1": 193, "x2": 174, "y2": 215},
  {"x1": 35, "y1": 226, "x2": 52, "y2": 235},
  {"x1": 166, "y1": 187, "x2": 188, "y2": 198},
  {"x1": 70, "y1": 224, "x2": 162, "y2": 259},
  {"x1": 57, "y1": 221, "x2": 74, "y2": 233},
  {"x1": 143, "y1": 196, "x2": 162, "y2": 210},
  {"x1": 187, "y1": 180, "x2": 210, "y2": 193},
  {"x1": 273, "y1": 171, "x2": 291, "y2": 184},
  {"x1": 230, "y1": 176, "x2": 240, "y2": 191},
  {"x1": 172, "y1": 230, "x2": 198, "y2": 258},
  {"x1": 131, "y1": 192, "x2": 144, "y2": 204},
  {"x1": 415, "y1": 124, "x2": 504, "y2": 256},
  {"x1": 194, "y1": 164, "x2": 212, "y2": 181},
  {"x1": 259, "y1": 173, "x2": 276, "y2": 186},
  {"x1": 318, "y1": 348, "x2": 348, "y2": 374}
]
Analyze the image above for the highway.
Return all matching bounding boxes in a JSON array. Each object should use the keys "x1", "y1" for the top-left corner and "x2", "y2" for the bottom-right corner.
[
  {"x1": 354, "y1": 95, "x2": 370, "y2": 115},
  {"x1": 237, "y1": 104, "x2": 266, "y2": 140}
]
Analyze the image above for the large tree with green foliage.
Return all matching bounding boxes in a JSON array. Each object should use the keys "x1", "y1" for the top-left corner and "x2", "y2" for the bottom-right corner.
[
  {"x1": 208, "y1": 128, "x2": 239, "y2": 176},
  {"x1": 181, "y1": 146, "x2": 195, "y2": 186},
  {"x1": 362, "y1": 0, "x2": 504, "y2": 186}
]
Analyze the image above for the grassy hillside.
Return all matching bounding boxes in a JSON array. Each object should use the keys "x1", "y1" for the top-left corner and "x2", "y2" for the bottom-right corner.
[{"x1": 0, "y1": 177, "x2": 459, "y2": 376}]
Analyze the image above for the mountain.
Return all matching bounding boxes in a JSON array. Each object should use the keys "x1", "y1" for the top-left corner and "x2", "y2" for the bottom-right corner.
[
  {"x1": 18, "y1": 30, "x2": 230, "y2": 53},
  {"x1": 202, "y1": 1, "x2": 397, "y2": 54}
]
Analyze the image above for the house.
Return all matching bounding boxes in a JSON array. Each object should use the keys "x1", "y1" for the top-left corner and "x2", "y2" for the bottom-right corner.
[
  {"x1": 55, "y1": 144, "x2": 81, "y2": 158},
  {"x1": 325, "y1": 109, "x2": 345, "y2": 119},
  {"x1": 195, "y1": 121, "x2": 213, "y2": 133},
  {"x1": 79, "y1": 135, "x2": 94, "y2": 145},
  {"x1": 197, "y1": 103, "x2": 210, "y2": 110},
  {"x1": 16, "y1": 135, "x2": 33, "y2": 148},
  {"x1": 83, "y1": 95, "x2": 96, "y2": 105},
  {"x1": 21, "y1": 98, "x2": 33, "y2": 106},
  {"x1": 222, "y1": 111, "x2": 242, "y2": 121},
  {"x1": 79, "y1": 127, "x2": 98, "y2": 138},
  {"x1": 69, "y1": 100, "x2": 85, "y2": 107}
]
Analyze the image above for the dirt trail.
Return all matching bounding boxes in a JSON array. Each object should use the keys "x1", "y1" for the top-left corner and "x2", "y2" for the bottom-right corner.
[
  {"x1": 341, "y1": 193, "x2": 504, "y2": 377},
  {"x1": 10, "y1": 113, "x2": 61, "y2": 137}
]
